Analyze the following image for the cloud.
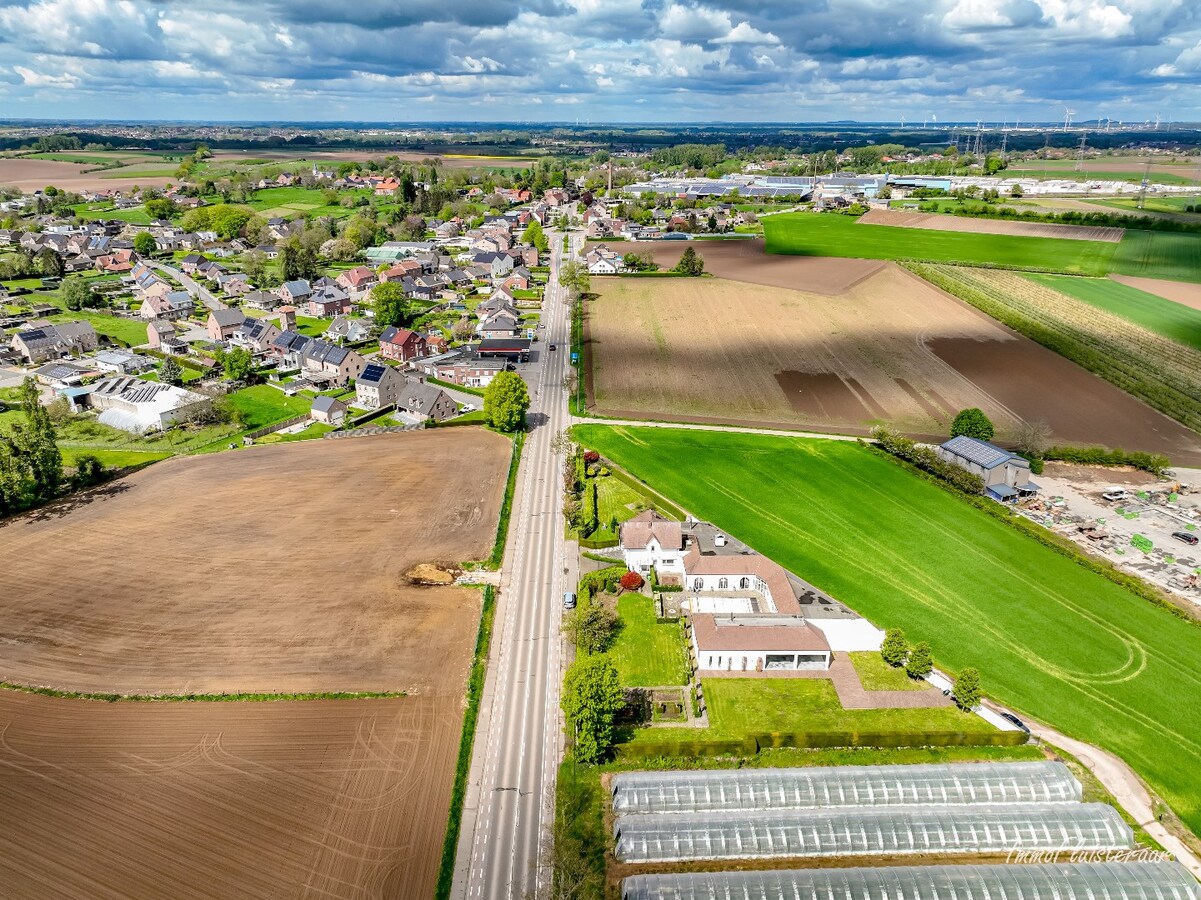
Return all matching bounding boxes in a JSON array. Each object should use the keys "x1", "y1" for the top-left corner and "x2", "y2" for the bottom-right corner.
[{"x1": 12, "y1": 65, "x2": 80, "y2": 88}]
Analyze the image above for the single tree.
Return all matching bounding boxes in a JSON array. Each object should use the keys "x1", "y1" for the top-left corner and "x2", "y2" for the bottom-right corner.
[
  {"x1": 371, "y1": 281, "x2": 409, "y2": 328},
  {"x1": 950, "y1": 407, "x2": 995, "y2": 441},
  {"x1": 133, "y1": 231, "x2": 157, "y2": 257},
  {"x1": 483, "y1": 371, "x2": 530, "y2": 433},
  {"x1": 159, "y1": 355, "x2": 183, "y2": 386},
  {"x1": 1014, "y1": 419, "x2": 1052, "y2": 459},
  {"x1": 216, "y1": 346, "x2": 254, "y2": 382},
  {"x1": 144, "y1": 197, "x2": 177, "y2": 220},
  {"x1": 953, "y1": 667, "x2": 982, "y2": 710},
  {"x1": 1010, "y1": 183, "x2": 1024, "y2": 198},
  {"x1": 880, "y1": 628, "x2": 909, "y2": 667},
  {"x1": 673, "y1": 246, "x2": 705, "y2": 276},
  {"x1": 36, "y1": 247, "x2": 65, "y2": 278},
  {"x1": 558, "y1": 260, "x2": 590, "y2": 298},
  {"x1": 523, "y1": 220, "x2": 549, "y2": 254},
  {"x1": 561, "y1": 654, "x2": 624, "y2": 764},
  {"x1": 59, "y1": 276, "x2": 93, "y2": 311},
  {"x1": 71, "y1": 454, "x2": 106, "y2": 489},
  {"x1": 905, "y1": 641, "x2": 933, "y2": 679},
  {"x1": 242, "y1": 250, "x2": 267, "y2": 285},
  {"x1": 565, "y1": 599, "x2": 618, "y2": 654},
  {"x1": 12, "y1": 377, "x2": 61, "y2": 502}
]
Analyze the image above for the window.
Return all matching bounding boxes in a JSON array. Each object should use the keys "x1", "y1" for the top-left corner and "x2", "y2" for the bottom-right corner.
[
  {"x1": 739, "y1": 577, "x2": 750, "y2": 590},
  {"x1": 718, "y1": 577, "x2": 728, "y2": 590},
  {"x1": 693, "y1": 578, "x2": 703, "y2": 591}
]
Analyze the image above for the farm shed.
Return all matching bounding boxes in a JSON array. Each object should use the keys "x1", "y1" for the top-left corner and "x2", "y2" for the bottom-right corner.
[
  {"x1": 620, "y1": 862, "x2": 1201, "y2": 900},
  {"x1": 613, "y1": 802, "x2": 1132, "y2": 863},
  {"x1": 610, "y1": 761, "x2": 1081, "y2": 815},
  {"x1": 936, "y1": 435, "x2": 1040, "y2": 501}
]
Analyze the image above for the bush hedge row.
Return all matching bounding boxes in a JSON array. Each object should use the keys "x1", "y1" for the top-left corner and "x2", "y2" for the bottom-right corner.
[
  {"x1": 1042, "y1": 445, "x2": 1171, "y2": 475},
  {"x1": 872, "y1": 426, "x2": 985, "y2": 494},
  {"x1": 616, "y1": 729, "x2": 1026, "y2": 758}
]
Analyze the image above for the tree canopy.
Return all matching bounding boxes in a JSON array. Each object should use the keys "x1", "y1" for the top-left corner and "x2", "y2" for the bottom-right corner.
[
  {"x1": 950, "y1": 408, "x2": 995, "y2": 441},
  {"x1": 483, "y1": 371, "x2": 530, "y2": 433},
  {"x1": 673, "y1": 246, "x2": 705, "y2": 276},
  {"x1": 561, "y1": 654, "x2": 624, "y2": 765},
  {"x1": 371, "y1": 281, "x2": 409, "y2": 328},
  {"x1": 133, "y1": 231, "x2": 158, "y2": 256}
]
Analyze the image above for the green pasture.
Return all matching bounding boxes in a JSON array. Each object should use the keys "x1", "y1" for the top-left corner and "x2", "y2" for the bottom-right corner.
[
  {"x1": 1025, "y1": 274, "x2": 1201, "y2": 349},
  {"x1": 1110, "y1": 230, "x2": 1201, "y2": 283},
  {"x1": 762, "y1": 211, "x2": 1118, "y2": 273},
  {"x1": 574, "y1": 424, "x2": 1201, "y2": 836},
  {"x1": 225, "y1": 384, "x2": 311, "y2": 430}
]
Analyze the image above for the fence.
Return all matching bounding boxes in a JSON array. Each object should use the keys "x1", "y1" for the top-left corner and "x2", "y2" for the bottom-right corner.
[
  {"x1": 244, "y1": 414, "x2": 307, "y2": 440},
  {"x1": 325, "y1": 423, "x2": 425, "y2": 440}
]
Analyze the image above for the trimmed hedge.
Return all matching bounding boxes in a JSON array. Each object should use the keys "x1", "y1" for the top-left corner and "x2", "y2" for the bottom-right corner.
[
  {"x1": 872, "y1": 426, "x2": 984, "y2": 495},
  {"x1": 579, "y1": 535, "x2": 619, "y2": 550}
]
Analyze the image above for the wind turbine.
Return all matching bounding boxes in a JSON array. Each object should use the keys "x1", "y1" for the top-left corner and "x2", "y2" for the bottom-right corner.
[{"x1": 1063, "y1": 107, "x2": 1075, "y2": 132}]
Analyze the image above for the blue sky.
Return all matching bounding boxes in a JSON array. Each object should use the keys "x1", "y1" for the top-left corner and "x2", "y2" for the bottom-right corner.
[{"x1": 0, "y1": 0, "x2": 1197, "y2": 124}]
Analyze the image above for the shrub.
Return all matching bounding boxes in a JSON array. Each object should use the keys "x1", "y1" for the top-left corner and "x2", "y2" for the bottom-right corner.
[
  {"x1": 71, "y1": 454, "x2": 106, "y2": 489},
  {"x1": 871, "y1": 427, "x2": 984, "y2": 495},
  {"x1": 950, "y1": 408, "x2": 995, "y2": 441},
  {"x1": 619, "y1": 571, "x2": 644, "y2": 592},
  {"x1": 953, "y1": 667, "x2": 982, "y2": 710},
  {"x1": 880, "y1": 628, "x2": 908, "y2": 667},
  {"x1": 905, "y1": 641, "x2": 933, "y2": 679},
  {"x1": 1043, "y1": 446, "x2": 1170, "y2": 476}
]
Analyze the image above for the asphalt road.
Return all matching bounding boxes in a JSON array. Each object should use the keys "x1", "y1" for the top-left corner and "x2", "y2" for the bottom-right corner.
[
  {"x1": 453, "y1": 231, "x2": 576, "y2": 900},
  {"x1": 145, "y1": 260, "x2": 224, "y2": 310}
]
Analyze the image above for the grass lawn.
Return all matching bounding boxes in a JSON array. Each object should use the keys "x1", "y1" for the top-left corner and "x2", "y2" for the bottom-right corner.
[
  {"x1": 295, "y1": 315, "x2": 329, "y2": 337},
  {"x1": 762, "y1": 211, "x2": 1118, "y2": 274},
  {"x1": 609, "y1": 595, "x2": 688, "y2": 687},
  {"x1": 574, "y1": 424, "x2": 1201, "y2": 836},
  {"x1": 24, "y1": 292, "x2": 150, "y2": 347},
  {"x1": 627, "y1": 678, "x2": 990, "y2": 751},
  {"x1": 59, "y1": 447, "x2": 172, "y2": 468},
  {"x1": 850, "y1": 652, "x2": 929, "y2": 691},
  {"x1": 254, "y1": 422, "x2": 333, "y2": 444},
  {"x1": 0, "y1": 408, "x2": 237, "y2": 454},
  {"x1": 74, "y1": 203, "x2": 154, "y2": 225},
  {"x1": 1025, "y1": 273, "x2": 1201, "y2": 349},
  {"x1": 225, "y1": 384, "x2": 311, "y2": 430}
]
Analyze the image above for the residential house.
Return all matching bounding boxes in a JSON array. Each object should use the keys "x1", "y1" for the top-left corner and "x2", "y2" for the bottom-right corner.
[
  {"x1": 422, "y1": 350, "x2": 504, "y2": 388},
  {"x1": 179, "y1": 253, "x2": 205, "y2": 274},
  {"x1": 215, "y1": 271, "x2": 251, "y2": 296},
  {"x1": 472, "y1": 252, "x2": 514, "y2": 279},
  {"x1": 93, "y1": 349, "x2": 155, "y2": 375},
  {"x1": 355, "y1": 361, "x2": 402, "y2": 408},
  {"x1": 271, "y1": 331, "x2": 367, "y2": 386},
  {"x1": 307, "y1": 285, "x2": 352, "y2": 318},
  {"x1": 243, "y1": 290, "x2": 280, "y2": 311},
  {"x1": 146, "y1": 319, "x2": 185, "y2": 353},
  {"x1": 936, "y1": 436, "x2": 1040, "y2": 502},
  {"x1": 34, "y1": 361, "x2": 91, "y2": 388},
  {"x1": 11, "y1": 321, "x2": 99, "y2": 363},
  {"x1": 140, "y1": 290, "x2": 194, "y2": 321},
  {"x1": 335, "y1": 266, "x2": 378, "y2": 296},
  {"x1": 502, "y1": 267, "x2": 532, "y2": 292},
  {"x1": 230, "y1": 317, "x2": 281, "y2": 354},
  {"x1": 207, "y1": 308, "x2": 247, "y2": 342},
  {"x1": 585, "y1": 245, "x2": 624, "y2": 275},
  {"x1": 310, "y1": 395, "x2": 348, "y2": 426},
  {"x1": 690, "y1": 614, "x2": 832, "y2": 673},
  {"x1": 397, "y1": 377, "x2": 456, "y2": 423},
  {"x1": 378, "y1": 326, "x2": 428, "y2": 363},
  {"x1": 324, "y1": 316, "x2": 372, "y2": 344},
  {"x1": 379, "y1": 260, "x2": 424, "y2": 282},
  {"x1": 477, "y1": 309, "x2": 522, "y2": 340},
  {"x1": 279, "y1": 279, "x2": 313, "y2": 305}
]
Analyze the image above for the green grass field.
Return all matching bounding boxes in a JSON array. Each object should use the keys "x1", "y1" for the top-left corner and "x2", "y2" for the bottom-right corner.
[
  {"x1": 1109, "y1": 230, "x2": 1201, "y2": 283},
  {"x1": 1025, "y1": 273, "x2": 1201, "y2": 349},
  {"x1": 58, "y1": 447, "x2": 172, "y2": 468},
  {"x1": 74, "y1": 203, "x2": 154, "y2": 225},
  {"x1": 850, "y1": 652, "x2": 929, "y2": 691},
  {"x1": 609, "y1": 595, "x2": 688, "y2": 687},
  {"x1": 225, "y1": 384, "x2": 311, "y2": 430},
  {"x1": 762, "y1": 211, "x2": 1118, "y2": 273},
  {"x1": 1004, "y1": 166, "x2": 1197, "y2": 186},
  {"x1": 627, "y1": 678, "x2": 990, "y2": 750},
  {"x1": 574, "y1": 424, "x2": 1201, "y2": 836}
]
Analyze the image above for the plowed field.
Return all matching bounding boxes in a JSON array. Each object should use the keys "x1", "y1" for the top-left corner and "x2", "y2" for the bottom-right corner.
[
  {"x1": 0, "y1": 429, "x2": 510, "y2": 696},
  {"x1": 860, "y1": 208, "x2": 1124, "y2": 242}
]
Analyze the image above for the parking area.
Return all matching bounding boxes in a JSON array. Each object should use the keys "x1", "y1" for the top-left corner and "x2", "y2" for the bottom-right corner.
[{"x1": 1016, "y1": 463, "x2": 1201, "y2": 605}]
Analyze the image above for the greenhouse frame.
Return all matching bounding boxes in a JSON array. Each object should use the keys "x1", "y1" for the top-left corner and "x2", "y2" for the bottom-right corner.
[
  {"x1": 613, "y1": 803, "x2": 1132, "y2": 863},
  {"x1": 611, "y1": 762, "x2": 1081, "y2": 815},
  {"x1": 620, "y1": 862, "x2": 1201, "y2": 900}
]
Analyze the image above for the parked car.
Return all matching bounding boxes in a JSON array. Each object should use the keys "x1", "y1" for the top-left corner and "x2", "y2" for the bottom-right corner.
[
  {"x1": 1172, "y1": 531, "x2": 1199, "y2": 546},
  {"x1": 563, "y1": 591, "x2": 577, "y2": 609},
  {"x1": 1000, "y1": 712, "x2": 1031, "y2": 734},
  {"x1": 548, "y1": 343, "x2": 556, "y2": 351},
  {"x1": 1102, "y1": 489, "x2": 1129, "y2": 502}
]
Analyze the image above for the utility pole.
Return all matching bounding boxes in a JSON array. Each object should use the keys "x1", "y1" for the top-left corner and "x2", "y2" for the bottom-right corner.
[
  {"x1": 1075, "y1": 132, "x2": 1088, "y2": 172},
  {"x1": 1137, "y1": 160, "x2": 1150, "y2": 209}
]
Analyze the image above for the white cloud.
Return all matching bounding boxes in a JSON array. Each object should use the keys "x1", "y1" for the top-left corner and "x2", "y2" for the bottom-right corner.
[
  {"x1": 1037, "y1": 0, "x2": 1132, "y2": 38},
  {"x1": 660, "y1": 3, "x2": 731, "y2": 42},
  {"x1": 713, "y1": 21, "x2": 780, "y2": 45},
  {"x1": 12, "y1": 65, "x2": 80, "y2": 88}
]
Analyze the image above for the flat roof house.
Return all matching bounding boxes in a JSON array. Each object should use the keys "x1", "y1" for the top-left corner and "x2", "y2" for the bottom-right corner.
[
  {"x1": 691, "y1": 614, "x2": 832, "y2": 673},
  {"x1": 936, "y1": 435, "x2": 1040, "y2": 502}
]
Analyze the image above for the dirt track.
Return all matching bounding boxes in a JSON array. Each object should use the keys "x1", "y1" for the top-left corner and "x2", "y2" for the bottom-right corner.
[
  {"x1": 0, "y1": 691, "x2": 461, "y2": 900},
  {"x1": 586, "y1": 266, "x2": 1201, "y2": 462},
  {"x1": 642, "y1": 238, "x2": 885, "y2": 294},
  {"x1": 0, "y1": 429, "x2": 510, "y2": 695},
  {"x1": 859, "y1": 208, "x2": 1124, "y2": 242}
]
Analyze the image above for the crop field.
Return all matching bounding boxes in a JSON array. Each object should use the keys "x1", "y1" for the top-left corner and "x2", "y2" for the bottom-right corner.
[
  {"x1": 763, "y1": 211, "x2": 1119, "y2": 273},
  {"x1": 1110, "y1": 275, "x2": 1201, "y2": 311},
  {"x1": 0, "y1": 690, "x2": 462, "y2": 900},
  {"x1": 912, "y1": 264, "x2": 1201, "y2": 441},
  {"x1": 573, "y1": 424, "x2": 1201, "y2": 838},
  {"x1": 859, "y1": 208, "x2": 1125, "y2": 242},
  {"x1": 1024, "y1": 273, "x2": 1201, "y2": 350},
  {"x1": 585, "y1": 268, "x2": 1201, "y2": 461},
  {"x1": 0, "y1": 157, "x2": 175, "y2": 191},
  {"x1": 1004, "y1": 156, "x2": 1201, "y2": 185},
  {"x1": 0, "y1": 429, "x2": 511, "y2": 695},
  {"x1": 1109, "y1": 230, "x2": 1201, "y2": 283}
]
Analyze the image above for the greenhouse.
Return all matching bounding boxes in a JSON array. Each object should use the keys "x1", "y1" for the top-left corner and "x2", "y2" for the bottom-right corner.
[
  {"x1": 613, "y1": 803, "x2": 1132, "y2": 863},
  {"x1": 620, "y1": 862, "x2": 1201, "y2": 900},
  {"x1": 611, "y1": 762, "x2": 1081, "y2": 815}
]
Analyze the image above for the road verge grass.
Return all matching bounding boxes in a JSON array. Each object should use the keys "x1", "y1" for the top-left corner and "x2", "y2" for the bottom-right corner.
[{"x1": 484, "y1": 431, "x2": 525, "y2": 570}]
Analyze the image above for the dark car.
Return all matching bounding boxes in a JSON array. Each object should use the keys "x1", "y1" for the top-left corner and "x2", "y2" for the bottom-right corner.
[
  {"x1": 1172, "y1": 531, "x2": 1199, "y2": 545},
  {"x1": 548, "y1": 343, "x2": 557, "y2": 351},
  {"x1": 1000, "y1": 712, "x2": 1031, "y2": 734}
]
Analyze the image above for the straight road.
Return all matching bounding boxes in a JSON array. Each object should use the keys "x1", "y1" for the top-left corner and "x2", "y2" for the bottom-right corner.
[
  {"x1": 453, "y1": 231, "x2": 577, "y2": 899},
  {"x1": 145, "y1": 260, "x2": 225, "y2": 310}
]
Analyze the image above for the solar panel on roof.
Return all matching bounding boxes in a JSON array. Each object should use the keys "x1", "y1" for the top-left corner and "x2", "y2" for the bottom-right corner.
[
  {"x1": 362, "y1": 364, "x2": 387, "y2": 382},
  {"x1": 942, "y1": 435, "x2": 1011, "y2": 468}
]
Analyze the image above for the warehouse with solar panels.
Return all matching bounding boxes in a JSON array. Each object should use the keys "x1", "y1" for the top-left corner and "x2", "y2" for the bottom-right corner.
[
  {"x1": 611, "y1": 762, "x2": 1081, "y2": 815},
  {"x1": 621, "y1": 862, "x2": 1201, "y2": 900}
]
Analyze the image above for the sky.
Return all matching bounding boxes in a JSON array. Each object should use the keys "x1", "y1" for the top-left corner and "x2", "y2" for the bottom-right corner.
[{"x1": 0, "y1": 0, "x2": 1198, "y2": 124}]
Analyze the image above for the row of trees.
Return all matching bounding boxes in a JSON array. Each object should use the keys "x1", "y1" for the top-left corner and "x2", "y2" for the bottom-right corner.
[{"x1": 881, "y1": 628, "x2": 981, "y2": 711}]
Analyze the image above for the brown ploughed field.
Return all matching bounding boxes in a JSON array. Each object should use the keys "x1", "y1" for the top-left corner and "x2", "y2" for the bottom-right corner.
[
  {"x1": 0, "y1": 691, "x2": 460, "y2": 900},
  {"x1": 641, "y1": 238, "x2": 885, "y2": 293},
  {"x1": 1110, "y1": 274, "x2": 1201, "y2": 311},
  {"x1": 0, "y1": 429, "x2": 510, "y2": 696},
  {"x1": 0, "y1": 158, "x2": 175, "y2": 192},
  {"x1": 586, "y1": 265, "x2": 1201, "y2": 462},
  {"x1": 858, "y1": 208, "x2": 1125, "y2": 242}
]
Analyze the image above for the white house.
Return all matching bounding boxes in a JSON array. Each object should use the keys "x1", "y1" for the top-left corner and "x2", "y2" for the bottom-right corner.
[
  {"x1": 690, "y1": 614, "x2": 832, "y2": 673},
  {"x1": 620, "y1": 510, "x2": 686, "y2": 577}
]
